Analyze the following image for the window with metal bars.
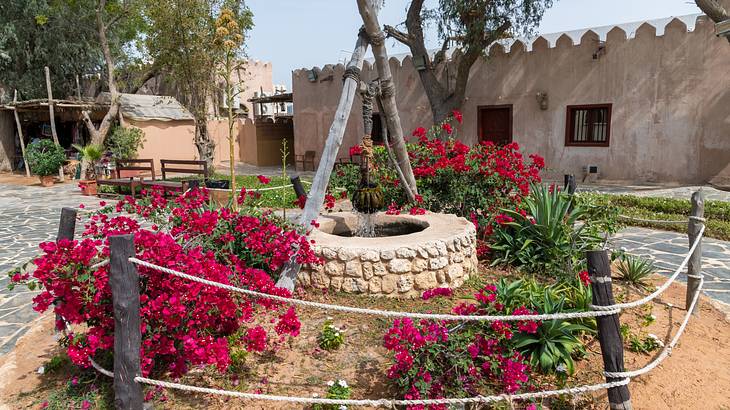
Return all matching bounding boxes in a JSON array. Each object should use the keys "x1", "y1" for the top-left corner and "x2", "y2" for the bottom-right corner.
[{"x1": 565, "y1": 104, "x2": 612, "y2": 147}]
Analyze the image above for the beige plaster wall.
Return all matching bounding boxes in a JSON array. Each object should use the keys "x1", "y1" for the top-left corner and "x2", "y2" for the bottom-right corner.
[{"x1": 293, "y1": 16, "x2": 730, "y2": 184}]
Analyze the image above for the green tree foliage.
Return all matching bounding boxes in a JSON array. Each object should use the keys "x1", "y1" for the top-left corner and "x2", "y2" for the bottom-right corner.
[
  {"x1": 142, "y1": 0, "x2": 252, "y2": 167},
  {"x1": 0, "y1": 0, "x2": 144, "y2": 101},
  {"x1": 385, "y1": 0, "x2": 553, "y2": 124}
]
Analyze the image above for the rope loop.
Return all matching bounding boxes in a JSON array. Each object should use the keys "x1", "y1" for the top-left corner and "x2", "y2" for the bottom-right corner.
[{"x1": 343, "y1": 66, "x2": 361, "y2": 83}]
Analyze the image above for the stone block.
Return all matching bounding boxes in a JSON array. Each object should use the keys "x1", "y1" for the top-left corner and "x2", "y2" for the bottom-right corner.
[
  {"x1": 430, "y1": 257, "x2": 448, "y2": 270},
  {"x1": 325, "y1": 261, "x2": 343, "y2": 276},
  {"x1": 381, "y1": 275, "x2": 398, "y2": 294},
  {"x1": 397, "y1": 276, "x2": 414, "y2": 293},
  {"x1": 446, "y1": 264, "x2": 464, "y2": 282},
  {"x1": 338, "y1": 248, "x2": 359, "y2": 261},
  {"x1": 380, "y1": 249, "x2": 395, "y2": 260},
  {"x1": 389, "y1": 258, "x2": 412, "y2": 273},
  {"x1": 362, "y1": 262, "x2": 374, "y2": 280},
  {"x1": 373, "y1": 262, "x2": 387, "y2": 276},
  {"x1": 345, "y1": 260, "x2": 363, "y2": 277},
  {"x1": 360, "y1": 250, "x2": 380, "y2": 262},
  {"x1": 330, "y1": 276, "x2": 343, "y2": 292},
  {"x1": 312, "y1": 270, "x2": 331, "y2": 288},
  {"x1": 396, "y1": 247, "x2": 417, "y2": 259},
  {"x1": 321, "y1": 247, "x2": 338, "y2": 260},
  {"x1": 414, "y1": 271, "x2": 438, "y2": 290}
]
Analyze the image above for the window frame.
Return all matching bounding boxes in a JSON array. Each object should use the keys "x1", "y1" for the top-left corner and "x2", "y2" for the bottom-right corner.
[{"x1": 564, "y1": 104, "x2": 612, "y2": 147}]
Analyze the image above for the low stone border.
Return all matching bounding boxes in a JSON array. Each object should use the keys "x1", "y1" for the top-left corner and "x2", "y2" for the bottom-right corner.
[{"x1": 298, "y1": 212, "x2": 478, "y2": 297}]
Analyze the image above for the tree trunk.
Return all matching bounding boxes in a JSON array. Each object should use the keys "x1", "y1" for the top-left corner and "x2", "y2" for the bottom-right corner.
[
  {"x1": 275, "y1": 32, "x2": 370, "y2": 291},
  {"x1": 82, "y1": 0, "x2": 122, "y2": 147},
  {"x1": 696, "y1": 0, "x2": 730, "y2": 23},
  {"x1": 356, "y1": 0, "x2": 418, "y2": 195},
  {"x1": 194, "y1": 118, "x2": 215, "y2": 170}
]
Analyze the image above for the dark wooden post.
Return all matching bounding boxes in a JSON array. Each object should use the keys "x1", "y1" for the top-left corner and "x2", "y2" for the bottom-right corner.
[
  {"x1": 564, "y1": 174, "x2": 577, "y2": 195},
  {"x1": 57, "y1": 207, "x2": 77, "y2": 241},
  {"x1": 291, "y1": 175, "x2": 307, "y2": 199},
  {"x1": 109, "y1": 234, "x2": 143, "y2": 410},
  {"x1": 588, "y1": 250, "x2": 632, "y2": 410},
  {"x1": 686, "y1": 190, "x2": 705, "y2": 315}
]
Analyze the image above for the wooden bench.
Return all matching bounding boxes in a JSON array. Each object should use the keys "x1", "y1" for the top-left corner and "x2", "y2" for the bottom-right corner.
[
  {"x1": 97, "y1": 159, "x2": 155, "y2": 198},
  {"x1": 296, "y1": 151, "x2": 316, "y2": 171},
  {"x1": 140, "y1": 159, "x2": 208, "y2": 195}
]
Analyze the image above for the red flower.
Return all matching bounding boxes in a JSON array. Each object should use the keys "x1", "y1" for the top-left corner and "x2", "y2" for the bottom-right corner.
[
  {"x1": 257, "y1": 175, "x2": 271, "y2": 185},
  {"x1": 441, "y1": 123, "x2": 453, "y2": 135},
  {"x1": 452, "y1": 109, "x2": 463, "y2": 124},
  {"x1": 293, "y1": 194, "x2": 307, "y2": 209},
  {"x1": 579, "y1": 270, "x2": 591, "y2": 286},
  {"x1": 412, "y1": 127, "x2": 427, "y2": 139},
  {"x1": 349, "y1": 145, "x2": 363, "y2": 157}
]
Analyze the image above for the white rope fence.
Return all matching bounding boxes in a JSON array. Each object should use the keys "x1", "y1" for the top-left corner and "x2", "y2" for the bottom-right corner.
[
  {"x1": 128, "y1": 257, "x2": 619, "y2": 321},
  {"x1": 88, "y1": 357, "x2": 630, "y2": 407},
  {"x1": 79, "y1": 213, "x2": 707, "y2": 406},
  {"x1": 604, "y1": 277, "x2": 704, "y2": 379},
  {"x1": 591, "y1": 224, "x2": 705, "y2": 311}
]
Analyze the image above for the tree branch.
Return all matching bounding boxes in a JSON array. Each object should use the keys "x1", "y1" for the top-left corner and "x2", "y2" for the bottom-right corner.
[
  {"x1": 383, "y1": 25, "x2": 412, "y2": 46},
  {"x1": 696, "y1": 0, "x2": 730, "y2": 23}
]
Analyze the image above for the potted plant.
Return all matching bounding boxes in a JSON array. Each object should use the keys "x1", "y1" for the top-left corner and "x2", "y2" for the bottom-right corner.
[
  {"x1": 73, "y1": 143, "x2": 104, "y2": 195},
  {"x1": 26, "y1": 140, "x2": 66, "y2": 187}
]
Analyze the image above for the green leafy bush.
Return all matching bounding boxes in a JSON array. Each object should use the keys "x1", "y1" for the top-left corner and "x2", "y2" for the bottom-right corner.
[
  {"x1": 627, "y1": 333, "x2": 663, "y2": 354},
  {"x1": 105, "y1": 126, "x2": 145, "y2": 160},
  {"x1": 26, "y1": 139, "x2": 66, "y2": 176},
  {"x1": 313, "y1": 379, "x2": 351, "y2": 410},
  {"x1": 317, "y1": 318, "x2": 345, "y2": 350},
  {"x1": 616, "y1": 254, "x2": 655, "y2": 289},
  {"x1": 490, "y1": 185, "x2": 603, "y2": 280}
]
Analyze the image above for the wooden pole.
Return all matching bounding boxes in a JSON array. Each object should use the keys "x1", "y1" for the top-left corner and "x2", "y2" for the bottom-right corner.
[
  {"x1": 57, "y1": 207, "x2": 77, "y2": 241},
  {"x1": 357, "y1": 0, "x2": 418, "y2": 196},
  {"x1": 686, "y1": 190, "x2": 705, "y2": 315},
  {"x1": 564, "y1": 174, "x2": 576, "y2": 195},
  {"x1": 109, "y1": 234, "x2": 143, "y2": 410},
  {"x1": 44, "y1": 66, "x2": 65, "y2": 181},
  {"x1": 12, "y1": 90, "x2": 31, "y2": 177},
  {"x1": 275, "y1": 32, "x2": 370, "y2": 291},
  {"x1": 290, "y1": 175, "x2": 307, "y2": 199},
  {"x1": 588, "y1": 250, "x2": 632, "y2": 410}
]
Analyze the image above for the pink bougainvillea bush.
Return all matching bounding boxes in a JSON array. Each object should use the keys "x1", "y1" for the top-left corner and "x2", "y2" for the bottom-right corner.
[
  {"x1": 383, "y1": 283, "x2": 540, "y2": 409},
  {"x1": 11, "y1": 187, "x2": 320, "y2": 377},
  {"x1": 330, "y1": 111, "x2": 545, "y2": 257}
]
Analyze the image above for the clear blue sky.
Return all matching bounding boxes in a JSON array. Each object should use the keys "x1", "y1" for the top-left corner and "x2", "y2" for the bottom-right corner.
[{"x1": 245, "y1": 0, "x2": 703, "y2": 89}]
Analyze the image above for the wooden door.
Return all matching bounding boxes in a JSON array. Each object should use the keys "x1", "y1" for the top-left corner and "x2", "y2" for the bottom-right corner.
[{"x1": 478, "y1": 105, "x2": 513, "y2": 145}]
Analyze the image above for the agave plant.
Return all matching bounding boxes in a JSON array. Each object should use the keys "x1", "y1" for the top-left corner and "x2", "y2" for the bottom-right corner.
[
  {"x1": 616, "y1": 254, "x2": 655, "y2": 290},
  {"x1": 73, "y1": 143, "x2": 104, "y2": 180},
  {"x1": 490, "y1": 184, "x2": 603, "y2": 281},
  {"x1": 513, "y1": 290, "x2": 592, "y2": 374}
]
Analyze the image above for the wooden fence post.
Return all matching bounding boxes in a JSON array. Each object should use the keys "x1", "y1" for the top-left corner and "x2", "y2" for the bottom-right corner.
[
  {"x1": 587, "y1": 250, "x2": 632, "y2": 410},
  {"x1": 291, "y1": 175, "x2": 307, "y2": 199},
  {"x1": 57, "y1": 207, "x2": 77, "y2": 241},
  {"x1": 564, "y1": 174, "x2": 576, "y2": 195},
  {"x1": 109, "y1": 234, "x2": 143, "y2": 410},
  {"x1": 686, "y1": 190, "x2": 705, "y2": 315},
  {"x1": 44, "y1": 66, "x2": 64, "y2": 182}
]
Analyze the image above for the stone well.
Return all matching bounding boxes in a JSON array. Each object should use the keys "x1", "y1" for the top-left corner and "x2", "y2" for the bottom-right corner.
[{"x1": 298, "y1": 212, "x2": 478, "y2": 297}]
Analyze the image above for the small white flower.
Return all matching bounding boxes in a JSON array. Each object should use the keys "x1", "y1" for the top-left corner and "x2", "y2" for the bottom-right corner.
[
  {"x1": 312, "y1": 393, "x2": 319, "y2": 398},
  {"x1": 647, "y1": 333, "x2": 659, "y2": 340},
  {"x1": 326, "y1": 380, "x2": 335, "y2": 387},
  {"x1": 327, "y1": 316, "x2": 333, "y2": 321},
  {"x1": 339, "y1": 406, "x2": 348, "y2": 410},
  {"x1": 337, "y1": 379, "x2": 348, "y2": 388},
  {"x1": 334, "y1": 332, "x2": 340, "y2": 336},
  {"x1": 556, "y1": 364, "x2": 567, "y2": 373},
  {"x1": 649, "y1": 314, "x2": 656, "y2": 320},
  {"x1": 37, "y1": 366, "x2": 45, "y2": 375}
]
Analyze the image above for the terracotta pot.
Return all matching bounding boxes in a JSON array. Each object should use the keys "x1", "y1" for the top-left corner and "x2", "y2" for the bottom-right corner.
[
  {"x1": 39, "y1": 175, "x2": 55, "y2": 187},
  {"x1": 79, "y1": 180, "x2": 98, "y2": 196}
]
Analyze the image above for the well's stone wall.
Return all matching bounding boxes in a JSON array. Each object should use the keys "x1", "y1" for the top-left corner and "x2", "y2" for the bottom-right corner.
[{"x1": 297, "y1": 213, "x2": 478, "y2": 297}]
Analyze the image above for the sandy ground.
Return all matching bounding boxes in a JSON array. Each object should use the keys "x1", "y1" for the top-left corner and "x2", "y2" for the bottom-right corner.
[{"x1": 1, "y1": 274, "x2": 729, "y2": 409}]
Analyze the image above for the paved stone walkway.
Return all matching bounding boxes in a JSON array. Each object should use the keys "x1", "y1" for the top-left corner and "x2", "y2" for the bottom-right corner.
[
  {"x1": 579, "y1": 184, "x2": 730, "y2": 202},
  {"x1": 0, "y1": 182, "x2": 98, "y2": 355},
  {"x1": 611, "y1": 226, "x2": 730, "y2": 305}
]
